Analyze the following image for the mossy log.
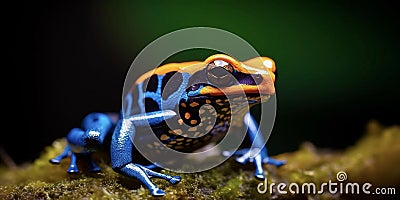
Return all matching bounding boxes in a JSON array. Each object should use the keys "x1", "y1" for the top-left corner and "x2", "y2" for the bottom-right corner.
[{"x1": 1, "y1": 120, "x2": 399, "y2": 199}]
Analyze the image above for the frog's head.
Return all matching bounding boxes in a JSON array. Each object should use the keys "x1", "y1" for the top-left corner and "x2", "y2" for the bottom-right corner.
[{"x1": 183, "y1": 54, "x2": 276, "y2": 106}]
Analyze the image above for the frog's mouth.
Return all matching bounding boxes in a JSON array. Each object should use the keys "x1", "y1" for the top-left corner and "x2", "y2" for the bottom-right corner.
[
  {"x1": 198, "y1": 84, "x2": 275, "y2": 97},
  {"x1": 196, "y1": 85, "x2": 273, "y2": 106},
  {"x1": 187, "y1": 78, "x2": 274, "y2": 106},
  {"x1": 189, "y1": 93, "x2": 267, "y2": 106}
]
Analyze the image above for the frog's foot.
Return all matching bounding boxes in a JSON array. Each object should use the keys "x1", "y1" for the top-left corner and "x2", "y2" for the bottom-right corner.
[
  {"x1": 140, "y1": 163, "x2": 181, "y2": 184},
  {"x1": 117, "y1": 163, "x2": 181, "y2": 197},
  {"x1": 137, "y1": 163, "x2": 180, "y2": 184},
  {"x1": 49, "y1": 146, "x2": 101, "y2": 173},
  {"x1": 150, "y1": 187, "x2": 166, "y2": 197},
  {"x1": 49, "y1": 146, "x2": 71, "y2": 164},
  {"x1": 223, "y1": 148, "x2": 286, "y2": 180},
  {"x1": 263, "y1": 156, "x2": 286, "y2": 167},
  {"x1": 49, "y1": 146, "x2": 80, "y2": 173},
  {"x1": 138, "y1": 164, "x2": 181, "y2": 185}
]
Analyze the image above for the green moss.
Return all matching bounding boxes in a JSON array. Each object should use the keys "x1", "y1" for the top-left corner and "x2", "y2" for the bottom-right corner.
[{"x1": 1, "y1": 120, "x2": 399, "y2": 199}]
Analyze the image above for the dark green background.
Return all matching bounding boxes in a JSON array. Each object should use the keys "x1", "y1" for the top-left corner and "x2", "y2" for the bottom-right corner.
[{"x1": 10, "y1": 1, "x2": 399, "y2": 164}]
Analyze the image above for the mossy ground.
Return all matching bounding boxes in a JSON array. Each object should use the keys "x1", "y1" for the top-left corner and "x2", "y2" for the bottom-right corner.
[{"x1": 1, "y1": 120, "x2": 399, "y2": 199}]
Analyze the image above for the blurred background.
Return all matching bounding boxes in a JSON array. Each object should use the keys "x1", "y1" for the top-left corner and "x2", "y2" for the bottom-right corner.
[{"x1": 8, "y1": 0, "x2": 399, "y2": 165}]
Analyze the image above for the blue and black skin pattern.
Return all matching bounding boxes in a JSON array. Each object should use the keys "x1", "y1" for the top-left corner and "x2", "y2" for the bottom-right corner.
[{"x1": 50, "y1": 54, "x2": 286, "y2": 196}]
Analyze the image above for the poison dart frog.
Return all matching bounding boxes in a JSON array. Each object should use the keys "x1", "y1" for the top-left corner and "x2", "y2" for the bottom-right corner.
[{"x1": 50, "y1": 54, "x2": 286, "y2": 196}]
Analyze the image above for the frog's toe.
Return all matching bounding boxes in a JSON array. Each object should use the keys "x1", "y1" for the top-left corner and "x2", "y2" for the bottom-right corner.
[
  {"x1": 67, "y1": 166, "x2": 79, "y2": 173},
  {"x1": 235, "y1": 154, "x2": 250, "y2": 164},
  {"x1": 263, "y1": 157, "x2": 286, "y2": 167},
  {"x1": 235, "y1": 149, "x2": 254, "y2": 164},
  {"x1": 49, "y1": 146, "x2": 72, "y2": 164},
  {"x1": 169, "y1": 176, "x2": 181, "y2": 185},
  {"x1": 150, "y1": 187, "x2": 166, "y2": 197},
  {"x1": 222, "y1": 150, "x2": 234, "y2": 157},
  {"x1": 49, "y1": 158, "x2": 62, "y2": 164},
  {"x1": 254, "y1": 171, "x2": 265, "y2": 180}
]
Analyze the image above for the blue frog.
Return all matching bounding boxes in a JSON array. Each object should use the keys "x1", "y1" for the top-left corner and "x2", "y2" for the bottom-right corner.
[{"x1": 50, "y1": 54, "x2": 285, "y2": 196}]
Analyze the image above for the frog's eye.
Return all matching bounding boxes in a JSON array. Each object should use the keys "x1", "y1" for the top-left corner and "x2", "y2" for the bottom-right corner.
[{"x1": 207, "y1": 60, "x2": 235, "y2": 87}]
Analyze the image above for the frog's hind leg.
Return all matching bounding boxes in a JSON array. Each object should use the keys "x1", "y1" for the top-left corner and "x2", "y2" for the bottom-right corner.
[
  {"x1": 111, "y1": 118, "x2": 166, "y2": 196},
  {"x1": 111, "y1": 111, "x2": 180, "y2": 197}
]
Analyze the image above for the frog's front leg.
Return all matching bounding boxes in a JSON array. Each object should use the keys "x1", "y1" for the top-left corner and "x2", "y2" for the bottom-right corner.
[
  {"x1": 49, "y1": 112, "x2": 113, "y2": 173},
  {"x1": 223, "y1": 112, "x2": 286, "y2": 180},
  {"x1": 111, "y1": 110, "x2": 181, "y2": 197}
]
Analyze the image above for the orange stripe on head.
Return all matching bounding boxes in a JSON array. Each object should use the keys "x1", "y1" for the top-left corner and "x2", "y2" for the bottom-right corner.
[
  {"x1": 135, "y1": 61, "x2": 202, "y2": 84},
  {"x1": 204, "y1": 54, "x2": 242, "y2": 71}
]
